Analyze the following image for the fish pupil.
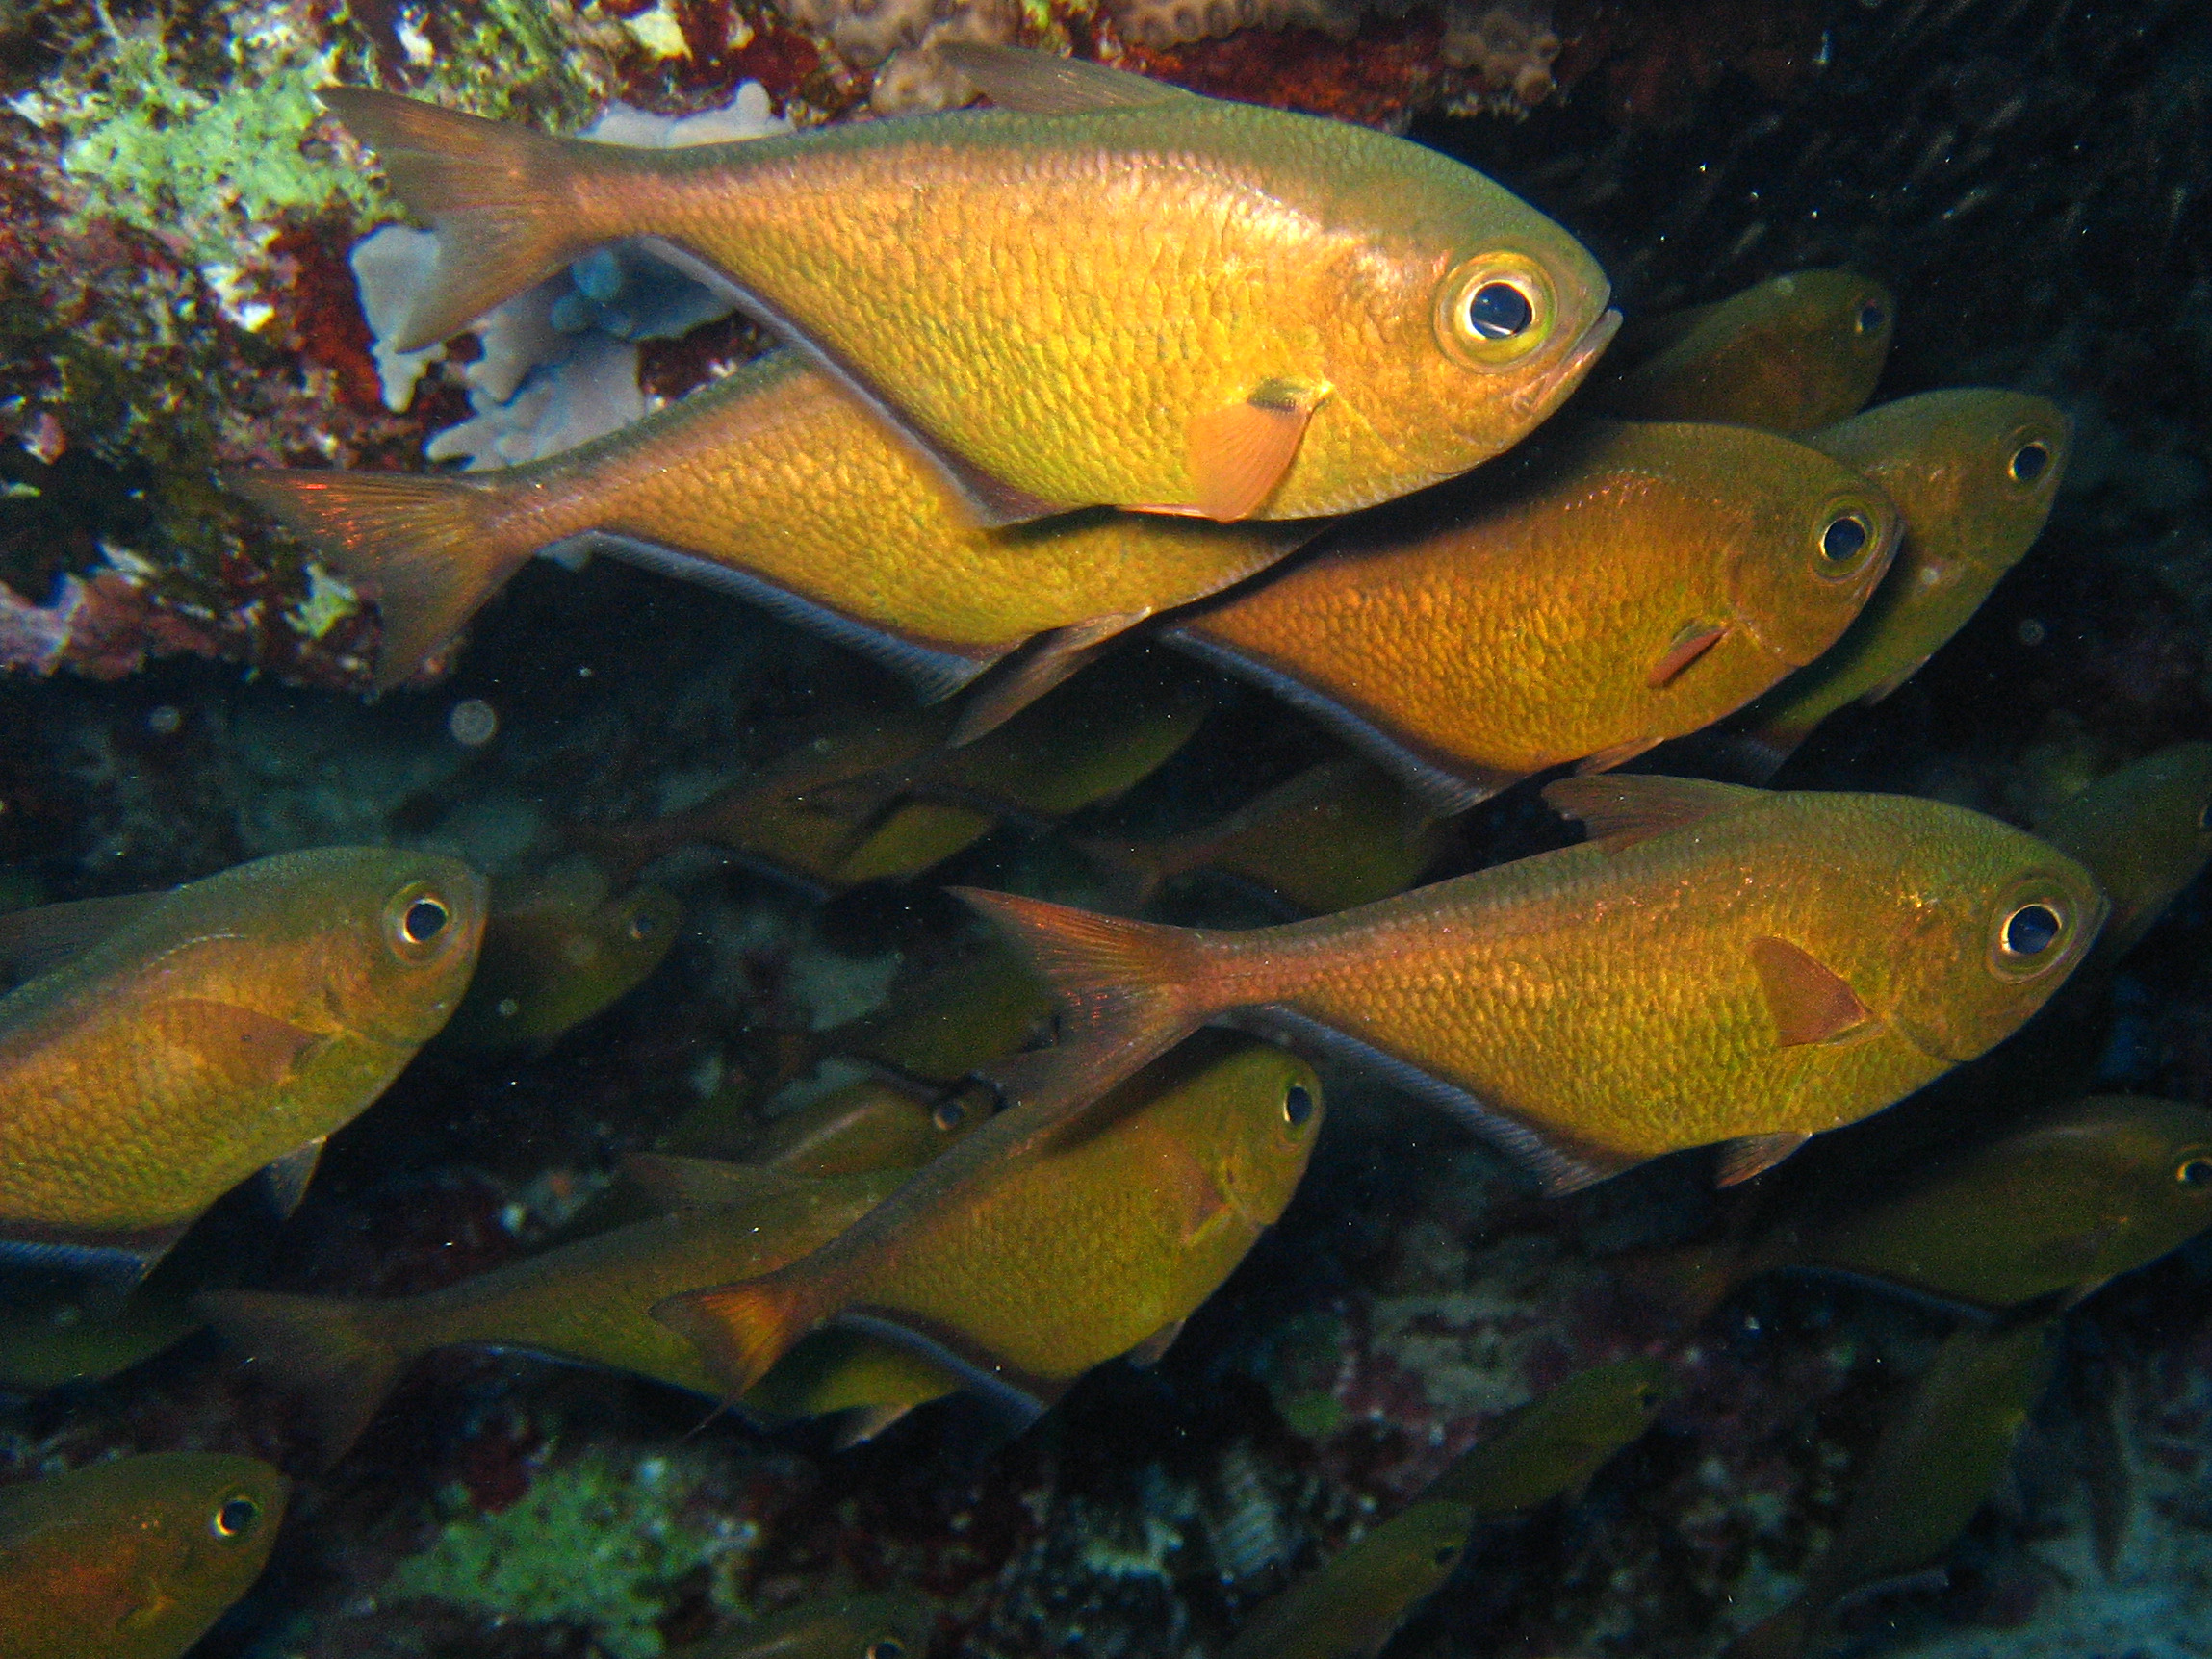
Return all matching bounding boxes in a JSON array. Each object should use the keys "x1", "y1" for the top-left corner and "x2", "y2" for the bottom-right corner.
[
  {"x1": 1466, "y1": 282, "x2": 1533, "y2": 340},
  {"x1": 1819, "y1": 513, "x2": 1870, "y2": 564},
  {"x1": 1282, "y1": 1083, "x2": 1315, "y2": 1127},
  {"x1": 402, "y1": 898, "x2": 450, "y2": 944},
  {"x1": 933, "y1": 1098, "x2": 966, "y2": 1132},
  {"x1": 2009, "y1": 442, "x2": 2050, "y2": 484},
  {"x1": 2002, "y1": 902, "x2": 2062, "y2": 956},
  {"x1": 1855, "y1": 301, "x2": 1886, "y2": 335},
  {"x1": 626, "y1": 913, "x2": 658, "y2": 942},
  {"x1": 213, "y1": 1497, "x2": 259, "y2": 1538},
  {"x1": 868, "y1": 1643, "x2": 906, "y2": 1659},
  {"x1": 2178, "y1": 1157, "x2": 2212, "y2": 1188}
]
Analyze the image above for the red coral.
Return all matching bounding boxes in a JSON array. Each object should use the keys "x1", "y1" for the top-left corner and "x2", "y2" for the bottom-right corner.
[{"x1": 1121, "y1": 15, "x2": 1461, "y2": 129}]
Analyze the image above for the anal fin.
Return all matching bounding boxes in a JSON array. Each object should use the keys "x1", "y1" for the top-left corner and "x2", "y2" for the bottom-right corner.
[
  {"x1": 1124, "y1": 1317, "x2": 1185, "y2": 1368},
  {"x1": 950, "y1": 612, "x2": 1146, "y2": 746},
  {"x1": 833, "y1": 1306, "x2": 1065, "y2": 1428},
  {"x1": 1714, "y1": 1131, "x2": 1810, "y2": 1187},
  {"x1": 262, "y1": 1136, "x2": 328, "y2": 1219}
]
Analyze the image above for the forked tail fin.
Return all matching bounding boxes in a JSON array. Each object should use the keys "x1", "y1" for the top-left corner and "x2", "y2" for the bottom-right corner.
[
  {"x1": 223, "y1": 468, "x2": 532, "y2": 690},
  {"x1": 195, "y1": 1289, "x2": 413, "y2": 1468},
  {"x1": 653, "y1": 1271, "x2": 818, "y2": 1398},
  {"x1": 321, "y1": 89, "x2": 625, "y2": 350}
]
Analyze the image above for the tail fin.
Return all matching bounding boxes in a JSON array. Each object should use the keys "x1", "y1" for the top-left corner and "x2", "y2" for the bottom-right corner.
[
  {"x1": 320, "y1": 89, "x2": 616, "y2": 350},
  {"x1": 195, "y1": 1290, "x2": 411, "y2": 1468},
  {"x1": 1067, "y1": 835, "x2": 1170, "y2": 910},
  {"x1": 653, "y1": 1272, "x2": 816, "y2": 1398},
  {"x1": 223, "y1": 468, "x2": 531, "y2": 690}
]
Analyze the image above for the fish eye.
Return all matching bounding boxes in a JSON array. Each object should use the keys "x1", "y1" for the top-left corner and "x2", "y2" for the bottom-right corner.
[
  {"x1": 1432, "y1": 1543, "x2": 1460, "y2": 1566},
  {"x1": 1434, "y1": 252, "x2": 1556, "y2": 370},
  {"x1": 1818, "y1": 512, "x2": 1871, "y2": 566},
  {"x1": 867, "y1": 1643, "x2": 906, "y2": 1659},
  {"x1": 402, "y1": 897, "x2": 450, "y2": 945},
  {"x1": 933, "y1": 1098, "x2": 966, "y2": 1132},
  {"x1": 2008, "y1": 441, "x2": 2050, "y2": 486},
  {"x1": 1854, "y1": 300, "x2": 1887, "y2": 336},
  {"x1": 1637, "y1": 1385, "x2": 1662, "y2": 1408},
  {"x1": 624, "y1": 910, "x2": 659, "y2": 943},
  {"x1": 2000, "y1": 902, "x2": 2062, "y2": 957},
  {"x1": 1282, "y1": 1082, "x2": 1315, "y2": 1128},
  {"x1": 2176, "y1": 1156, "x2": 2212, "y2": 1189},
  {"x1": 2199, "y1": 796, "x2": 2212, "y2": 833},
  {"x1": 212, "y1": 1495, "x2": 260, "y2": 1539}
]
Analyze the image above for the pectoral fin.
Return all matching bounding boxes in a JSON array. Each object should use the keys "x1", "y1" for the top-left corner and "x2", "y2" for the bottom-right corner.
[
  {"x1": 1714, "y1": 1130, "x2": 1810, "y2": 1187},
  {"x1": 1748, "y1": 936, "x2": 1870, "y2": 1047},
  {"x1": 1180, "y1": 381, "x2": 1327, "y2": 523},
  {"x1": 159, "y1": 1000, "x2": 325, "y2": 1086},
  {"x1": 950, "y1": 613, "x2": 1147, "y2": 747},
  {"x1": 1646, "y1": 621, "x2": 1729, "y2": 688},
  {"x1": 262, "y1": 1136, "x2": 328, "y2": 1219}
]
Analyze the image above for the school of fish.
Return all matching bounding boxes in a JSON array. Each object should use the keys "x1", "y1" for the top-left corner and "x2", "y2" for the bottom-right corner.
[{"x1": 4, "y1": 40, "x2": 2205, "y2": 1659}]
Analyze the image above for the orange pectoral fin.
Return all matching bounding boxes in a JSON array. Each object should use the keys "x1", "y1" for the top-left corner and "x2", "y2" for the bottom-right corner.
[
  {"x1": 1646, "y1": 621, "x2": 1729, "y2": 688},
  {"x1": 1184, "y1": 381, "x2": 1327, "y2": 522},
  {"x1": 154, "y1": 999, "x2": 325, "y2": 1086},
  {"x1": 1748, "y1": 936, "x2": 1870, "y2": 1047}
]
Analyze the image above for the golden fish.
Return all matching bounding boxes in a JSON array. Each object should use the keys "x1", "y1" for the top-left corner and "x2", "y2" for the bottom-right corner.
[
  {"x1": 0, "y1": 1452, "x2": 289, "y2": 1659},
  {"x1": 720, "y1": 1078, "x2": 990, "y2": 1176},
  {"x1": 0, "y1": 1280, "x2": 202, "y2": 1396},
  {"x1": 810, "y1": 941, "x2": 1055, "y2": 1087},
  {"x1": 1076, "y1": 756, "x2": 1453, "y2": 913},
  {"x1": 1596, "y1": 269, "x2": 1893, "y2": 431},
  {"x1": 1730, "y1": 390, "x2": 2069, "y2": 772},
  {"x1": 1220, "y1": 1497, "x2": 1475, "y2": 1659},
  {"x1": 322, "y1": 46, "x2": 1617, "y2": 523},
  {"x1": 1725, "y1": 1316, "x2": 2057, "y2": 1659},
  {"x1": 2032, "y1": 743, "x2": 2212, "y2": 959},
  {"x1": 0, "y1": 848, "x2": 485, "y2": 1279},
  {"x1": 1428, "y1": 1357, "x2": 1672, "y2": 1515},
  {"x1": 653, "y1": 1032, "x2": 1323, "y2": 1408},
  {"x1": 196, "y1": 1161, "x2": 958, "y2": 1462},
  {"x1": 227, "y1": 349, "x2": 1308, "y2": 714},
  {"x1": 1168, "y1": 421, "x2": 1899, "y2": 808},
  {"x1": 438, "y1": 861, "x2": 679, "y2": 1052},
  {"x1": 672, "y1": 1593, "x2": 938, "y2": 1659},
  {"x1": 957, "y1": 775, "x2": 2104, "y2": 1192}
]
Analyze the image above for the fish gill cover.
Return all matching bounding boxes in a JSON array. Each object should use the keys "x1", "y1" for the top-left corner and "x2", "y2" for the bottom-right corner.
[{"x1": 0, "y1": 3, "x2": 2208, "y2": 1659}]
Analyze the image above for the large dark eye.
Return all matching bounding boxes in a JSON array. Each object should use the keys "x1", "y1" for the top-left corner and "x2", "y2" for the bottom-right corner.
[
  {"x1": 1465, "y1": 282, "x2": 1533, "y2": 340},
  {"x1": 1855, "y1": 301, "x2": 1887, "y2": 336},
  {"x1": 2001, "y1": 902, "x2": 2062, "y2": 957},
  {"x1": 624, "y1": 911, "x2": 659, "y2": 943},
  {"x1": 2177, "y1": 1157, "x2": 2212, "y2": 1189},
  {"x1": 402, "y1": 897, "x2": 450, "y2": 945},
  {"x1": 1820, "y1": 513, "x2": 1871, "y2": 564},
  {"x1": 1283, "y1": 1083, "x2": 1315, "y2": 1128},
  {"x1": 867, "y1": 1643, "x2": 906, "y2": 1659},
  {"x1": 213, "y1": 1496, "x2": 260, "y2": 1539},
  {"x1": 933, "y1": 1098, "x2": 966, "y2": 1133},
  {"x1": 2009, "y1": 442, "x2": 2050, "y2": 485}
]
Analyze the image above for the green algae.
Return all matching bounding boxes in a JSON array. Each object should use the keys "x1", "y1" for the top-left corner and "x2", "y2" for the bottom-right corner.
[{"x1": 382, "y1": 1444, "x2": 759, "y2": 1658}]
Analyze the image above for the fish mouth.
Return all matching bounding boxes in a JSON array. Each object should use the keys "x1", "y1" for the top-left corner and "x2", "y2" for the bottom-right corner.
[{"x1": 1520, "y1": 307, "x2": 1623, "y2": 426}]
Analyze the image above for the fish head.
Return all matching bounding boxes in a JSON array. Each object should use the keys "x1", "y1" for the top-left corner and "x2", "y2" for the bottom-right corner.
[
  {"x1": 1722, "y1": 437, "x2": 1902, "y2": 667},
  {"x1": 2021, "y1": 1098, "x2": 2212, "y2": 1271},
  {"x1": 1810, "y1": 390, "x2": 2070, "y2": 591},
  {"x1": 1570, "y1": 1356, "x2": 1677, "y2": 1443},
  {"x1": 1199, "y1": 1037, "x2": 1325, "y2": 1227},
  {"x1": 309, "y1": 849, "x2": 488, "y2": 1047},
  {"x1": 107, "y1": 1453, "x2": 290, "y2": 1640},
  {"x1": 1367, "y1": 1497, "x2": 1479, "y2": 1598},
  {"x1": 587, "y1": 884, "x2": 682, "y2": 991},
  {"x1": 1882, "y1": 811, "x2": 2107, "y2": 1063},
  {"x1": 1735, "y1": 268, "x2": 1895, "y2": 427},
  {"x1": 2035, "y1": 742, "x2": 2212, "y2": 953}
]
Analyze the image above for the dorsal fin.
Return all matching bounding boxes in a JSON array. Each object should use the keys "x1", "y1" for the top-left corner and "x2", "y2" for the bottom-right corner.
[
  {"x1": 937, "y1": 44, "x2": 1193, "y2": 114},
  {"x1": 0, "y1": 891, "x2": 164, "y2": 983},
  {"x1": 1541, "y1": 775, "x2": 1769, "y2": 849}
]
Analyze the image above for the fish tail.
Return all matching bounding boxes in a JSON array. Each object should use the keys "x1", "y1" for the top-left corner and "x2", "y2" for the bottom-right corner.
[
  {"x1": 320, "y1": 89, "x2": 629, "y2": 351},
  {"x1": 653, "y1": 1271, "x2": 817, "y2": 1398},
  {"x1": 1067, "y1": 834, "x2": 1170, "y2": 910},
  {"x1": 222, "y1": 467, "x2": 531, "y2": 691},
  {"x1": 194, "y1": 1290, "x2": 411, "y2": 1468}
]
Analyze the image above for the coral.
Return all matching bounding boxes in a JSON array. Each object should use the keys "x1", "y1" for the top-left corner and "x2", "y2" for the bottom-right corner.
[
  {"x1": 1439, "y1": 0, "x2": 1559, "y2": 108},
  {"x1": 773, "y1": 0, "x2": 1023, "y2": 114},
  {"x1": 1106, "y1": 0, "x2": 1368, "y2": 52},
  {"x1": 0, "y1": 574, "x2": 82, "y2": 674}
]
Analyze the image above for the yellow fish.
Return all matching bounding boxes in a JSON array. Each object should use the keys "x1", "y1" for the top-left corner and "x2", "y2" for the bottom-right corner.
[
  {"x1": 0, "y1": 1280, "x2": 202, "y2": 1396},
  {"x1": 227, "y1": 349, "x2": 1309, "y2": 718},
  {"x1": 0, "y1": 1452, "x2": 289, "y2": 1659},
  {"x1": 438, "y1": 861, "x2": 679, "y2": 1052},
  {"x1": 2032, "y1": 742, "x2": 2212, "y2": 960},
  {"x1": 322, "y1": 46, "x2": 1617, "y2": 523},
  {"x1": 1219, "y1": 1497, "x2": 1476, "y2": 1659},
  {"x1": 1167, "y1": 421, "x2": 1899, "y2": 808},
  {"x1": 197, "y1": 1161, "x2": 958, "y2": 1462},
  {"x1": 1596, "y1": 268, "x2": 1894, "y2": 430},
  {"x1": 715, "y1": 1078, "x2": 990, "y2": 1177},
  {"x1": 0, "y1": 847, "x2": 485, "y2": 1279},
  {"x1": 1075, "y1": 756, "x2": 1453, "y2": 913},
  {"x1": 1428, "y1": 1358, "x2": 1673, "y2": 1515},
  {"x1": 957, "y1": 776, "x2": 2104, "y2": 1192},
  {"x1": 809, "y1": 941, "x2": 1055, "y2": 1088},
  {"x1": 652, "y1": 1032, "x2": 1323, "y2": 1409},
  {"x1": 671, "y1": 1593, "x2": 938, "y2": 1659},
  {"x1": 1729, "y1": 390, "x2": 2070, "y2": 773}
]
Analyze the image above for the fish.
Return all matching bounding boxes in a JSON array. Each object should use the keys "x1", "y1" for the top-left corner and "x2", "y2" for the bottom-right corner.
[
  {"x1": 715, "y1": 1078, "x2": 991, "y2": 1177},
  {"x1": 1074, "y1": 756, "x2": 1453, "y2": 913},
  {"x1": 1725, "y1": 1315, "x2": 2058, "y2": 1659},
  {"x1": 0, "y1": 1280, "x2": 202, "y2": 1396},
  {"x1": 321, "y1": 45, "x2": 1618, "y2": 523},
  {"x1": 954, "y1": 775, "x2": 2106, "y2": 1193},
  {"x1": 1166, "y1": 421, "x2": 1900, "y2": 809},
  {"x1": 0, "y1": 847, "x2": 486, "y2": 1280},
  {"x1": 1633, "y1": 1096, "x2": 2212, "y2": 1322},
  {"x1": 1595, "y1": 269, "x2": 1894, "y2": 431},
  {"x1": 196, "y1": 1160, "x2": 961, "y2": 1463},
  {"x1": 1725, "y1": 390, "x2": 2070, "y2": 774},
  {"x1": 225, "y1": 348, "x2": 1310, "y2": 716},
  {"x1": 810, "y1": 941, "x2": 1056, "y2": 1088},
  {"x1": 1218, "y1": 1497, "x2": 1476, "y2": 1659},
  {"x1": 2031, "y1": 743, "x2": 2212, "y2": 960},
  {"x1": 579, "y1": 651, "x2": 1214, "y2": 891},
  {"x1": 437, "y1": 861, "x2": 679, "y2": 1052},
  {"x1": 1427, "y1": 1357, "x2": 1673, "y2": 1515},
  {"x1": 0, "y1": 1451, "x2": 290, "y2": 1659},
  {"x1": 670, "y1": 1593, "x2": 938, "y2": 1659},
  {"x1": 651, "y1": 1031, "x2": 1323, "y2": 1411}
]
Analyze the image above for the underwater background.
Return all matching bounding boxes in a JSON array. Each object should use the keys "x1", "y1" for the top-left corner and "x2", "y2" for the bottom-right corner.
[{"x1": 2, "y1": 1, "x2": 2210, "y2": 1656}]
